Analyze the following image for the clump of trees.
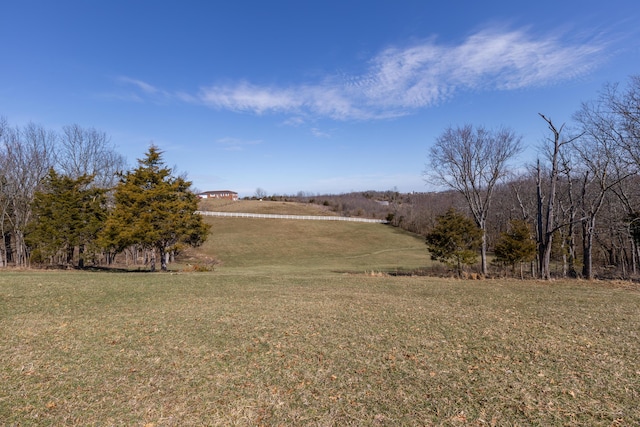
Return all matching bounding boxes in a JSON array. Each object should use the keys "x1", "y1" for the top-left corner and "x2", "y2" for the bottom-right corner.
[
  {"x1": 0, "y1": 120, "x2": 209, "y2": 271},
  {"x1": 3, "y1": 74, "x2": 639, "y2": 278},
  {"x1": 295, "y1": 75, "x2": 640, "y2": 280},
  {"x1": 426, "y1": 124, "x2": 523, "y2": 275},
  {"x1": 423, "y1": 75, "x2": 640, "y2": 280},
  {"x1": 100, "y1": 146, "x2": 210, "y2": 271},
  {"x1": 27, "y1": 170, "x2": 107, "y2": 268}
]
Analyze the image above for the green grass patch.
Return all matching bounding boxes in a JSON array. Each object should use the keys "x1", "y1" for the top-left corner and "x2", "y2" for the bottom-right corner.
[
  {"x1": 1, "y1": 271, "x2": 639, "y2": 425},
  {"x1": 197, "y1": 217, "x2": 431, "y2": 274}
]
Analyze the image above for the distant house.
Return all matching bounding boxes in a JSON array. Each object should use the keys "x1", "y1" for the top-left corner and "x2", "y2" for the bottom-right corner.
[{"x1": 197, "y1": 190, "x2": 238, "y2": 201}]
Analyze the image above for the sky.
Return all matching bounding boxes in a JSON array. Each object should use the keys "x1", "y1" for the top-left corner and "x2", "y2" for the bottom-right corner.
[{"x1": 2, "y1": 1, "x2": 639, "y2": 197}]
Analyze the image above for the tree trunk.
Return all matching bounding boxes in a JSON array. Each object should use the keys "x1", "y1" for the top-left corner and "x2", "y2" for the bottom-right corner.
[
  {"x1": 14, "y1": 230, "x2": 28, "y2": 267},
  {"x1": 536, "y1": 161, "x2": 553, "y2": 280},
  {"x1": 78, "y1": 244, "x2": 85, "y2": 268},
  {"x1": 150, "y1": 249, "x2": 156, "y2": 272},
  {"x1": 631, "y1": 237, "x2": 638, "y2": 275},
  {"x1": 0, "y1": 233, "x2": 5, "y2": 268},
  {"x1": 566, "y1": 220, "x2": 578, "y2": 278},
  {"x1": 480, "y1": 226, "x2": 488, "y2": 276},
  {"x1": 160, "y1": 247, "x2": 168, "y2": 272},
  {"x1": 582, "y1": 218, "x2": 596, "y2": 279}
]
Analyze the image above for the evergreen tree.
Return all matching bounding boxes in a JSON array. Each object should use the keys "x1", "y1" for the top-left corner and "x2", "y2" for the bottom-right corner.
[
  {"x1": 425, "y1": 208, "x2": 482, "y2": 277},
  {"x1": 99, "y1": 146, "x2": 210, "y2": 271},
  {"x1": 27, "y1": 169, "x2": 107, "y2": 267},
  {"x1": 493, "y1": 219, "x2": 537, "y2": 278}
]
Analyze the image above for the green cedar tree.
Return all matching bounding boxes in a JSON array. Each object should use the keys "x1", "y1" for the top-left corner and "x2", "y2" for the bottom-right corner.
[
  {"x1": 425, "y1": 208, "x2": 482, "y2": 277},
  {"x1": 27, "y1": 169, "x2": 107, "y2": 267},
  {"x1": 493, "y1": 219, "x2": 537, "y2": 278},
  {"x1": 99, "y1": 146, "x2": 210, "y2": 271}
]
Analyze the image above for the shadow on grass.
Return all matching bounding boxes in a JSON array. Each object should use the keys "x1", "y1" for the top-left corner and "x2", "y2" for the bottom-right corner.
[{"x1": 34, "y1": 264, "x2": 166, "y2": 273}]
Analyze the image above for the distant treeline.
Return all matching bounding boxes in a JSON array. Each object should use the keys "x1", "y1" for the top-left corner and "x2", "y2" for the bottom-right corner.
[{"x1": 251, "y1": 76, "x2": 640, "y2": 280}]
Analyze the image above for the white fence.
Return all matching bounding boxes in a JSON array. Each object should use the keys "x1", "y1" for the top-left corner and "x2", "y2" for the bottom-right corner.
[{"x1": 196, "y1": 211, "x2": 388, "y2": 224}]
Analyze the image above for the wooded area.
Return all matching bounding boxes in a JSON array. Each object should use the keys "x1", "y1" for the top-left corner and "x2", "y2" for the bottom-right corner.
[
  {"x1": 1, "y1": 75, "x2": 639, "y2": 277},
  {"x1": 291, "y1": 76, "x2": 640, "y2": 279},
  {"x1": 0, "y1": 123, "x2": 208, "y2": 271}
]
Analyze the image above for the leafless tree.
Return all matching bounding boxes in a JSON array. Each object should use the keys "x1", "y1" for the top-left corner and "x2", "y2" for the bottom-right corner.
[
  {"x1": 553, "y1": 145, "x2": 580, "y2": 278},
  {"x1": 572, "y1": 79, "x2": 638, "y2": 279},
  {"x1": 604, "y1": 75, "x2": 640, "y2": 170},
  {"x1": 535, "y1": 114, "x2": 582, "y2": 280},
  {"x1": 58, "y1": 124, "x2": 127, "y2": 188},
  {"x1": 0, "y1": 117, "x2": 8, "y2": 267},
  {"x1": 254, "y1": 188, "x2": 268, "y2": 199},
  {"x1": 572, "y1": 111, "x2": 631, "y2": 279},
  {"x1": 426, "y1": 124, "x2": 523, "y2": 275},
  {"x1": 0, "y1": 123, "x2": 56, "y2": 266}
]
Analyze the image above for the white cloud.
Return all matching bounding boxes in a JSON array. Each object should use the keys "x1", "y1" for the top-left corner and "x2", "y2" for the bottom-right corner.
[
  {"x1": 201, "y1": 82, "x2": 303, "y2": 114},
  {"x1": 282, "y1": 116, "x2": 306, "y2": 126},
  {"x1": 311, "y1": 127, "x2": 331, "y2": 138},
  {"x1": 117, "y1": 76, "x2": 166, "y2": 96},
  {"x1": 120, "y1": 27, "x2": 607, "y2": 120},
  {"x1": 351, "y1": 28, "x2": 605, "y2": 109},
  {"x1": 216, "y1": 137, "x2": 262, "y2": 151}
]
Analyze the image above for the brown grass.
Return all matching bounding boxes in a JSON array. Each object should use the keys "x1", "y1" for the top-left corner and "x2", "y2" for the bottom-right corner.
[
  {"x1": 1, "y1": 272, "x2": 639, "y2": 426},
  {"x1": 2, "y1": 210, "x2": 639, "y2": 425},
  {"x1": 198, "y1": 199, "x2": 336, "y2": 216}
]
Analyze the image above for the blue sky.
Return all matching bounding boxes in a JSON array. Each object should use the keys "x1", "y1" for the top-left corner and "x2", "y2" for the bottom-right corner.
[{"x1": 2, "y1": 1, "x2": 639, "y2": 197}]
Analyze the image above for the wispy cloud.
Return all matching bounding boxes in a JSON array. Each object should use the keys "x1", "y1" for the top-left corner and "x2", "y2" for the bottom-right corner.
[
  {"x1": 120, "y1": 27, "x2": 608, "y2": 120},
  {"x1": 118, "y1": 76, "x2": 163, "y2": 95},
  {"x1": 311, "y1": 127, "x2": 331, "y2": 138},
  {"x1": 113, "y1": 76, "x2": 172, "y2": 103},
  {"x1": 216, "y1": 137, "x2": 262, "y2": 151}
]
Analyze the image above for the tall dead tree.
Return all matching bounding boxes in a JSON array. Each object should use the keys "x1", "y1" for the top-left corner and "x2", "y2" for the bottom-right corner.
[{"x1": 536, "y1": 114, "x2": 580, "y2": 280}]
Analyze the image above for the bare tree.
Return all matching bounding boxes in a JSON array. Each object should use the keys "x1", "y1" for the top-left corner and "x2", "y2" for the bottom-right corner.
[
  {"x1": 58, "y1": 124, "x2": 127, "y2": 188},
  {"x1": 0, "y1": 117, "x2": 8, "y2": 267},
  {"x1": 254, "y1": 187, "x2": 268, "y2": 199},
  {"x1": 605, "y1": 75, "x2": 640, "y2": 170},
  {"x1": 535, "y1": 114, "x2": 582, "y2": 280},
  {"x1": 0, "y1": 123, "x2": 56, "y2": 266},
  {"x1": 573, "y1": 88, "x2": 636, "y2": 279},
  {"x1": 426, "y1": 124, "x2": 523, "y2": 275}
]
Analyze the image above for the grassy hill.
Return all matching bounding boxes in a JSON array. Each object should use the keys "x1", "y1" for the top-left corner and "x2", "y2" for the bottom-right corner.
[
  {"x1": 2, "y1": 200, "x2": 639, "y2": 425},
  {"x1": 192, "y1": 200, "x2": 430, "y2": 274},
  {"x1": 198, "y1": 199, "x2": 337, "y2": 215}
]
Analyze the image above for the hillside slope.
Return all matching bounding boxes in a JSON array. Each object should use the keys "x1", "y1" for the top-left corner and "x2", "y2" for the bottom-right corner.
[{"x1": 190, "y1": 201, "x2": 430, "y2": 273}]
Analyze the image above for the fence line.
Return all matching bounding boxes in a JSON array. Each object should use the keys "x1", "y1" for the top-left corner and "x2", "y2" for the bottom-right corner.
[{"x1": 196, "y1": 211, "x2": 388, "y2": 224}]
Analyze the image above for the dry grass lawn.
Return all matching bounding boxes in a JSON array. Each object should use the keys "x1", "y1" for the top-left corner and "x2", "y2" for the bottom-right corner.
[
  {"x1": 2, "y1": 272, "x2": 639, "y2": 426},
  {"x1": 2, "y1": 206, "x2": 639, "y2": 425}
]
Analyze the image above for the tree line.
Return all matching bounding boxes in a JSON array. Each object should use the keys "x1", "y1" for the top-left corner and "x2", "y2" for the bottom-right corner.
[
  {"x1": 3, "y1": 75, "x2": 639, "y2": 277},
  {"x1": 296, "y1": 75, "x2": 640, "y2": 280},
  {"x1": 0, "y1": 120, "x2": 209, "y2": 271}
]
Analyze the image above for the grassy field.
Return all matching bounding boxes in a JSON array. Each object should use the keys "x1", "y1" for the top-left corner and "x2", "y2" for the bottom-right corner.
[
  {"x1": 2, "y1": 201, "x2": 639, "y2": 425},
  {"x1": 197, "y1": 199, "x2": 337, "y2": 216},
  {"x1": 196, "y1": 217, "x2": 429, "y2": 274}
]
